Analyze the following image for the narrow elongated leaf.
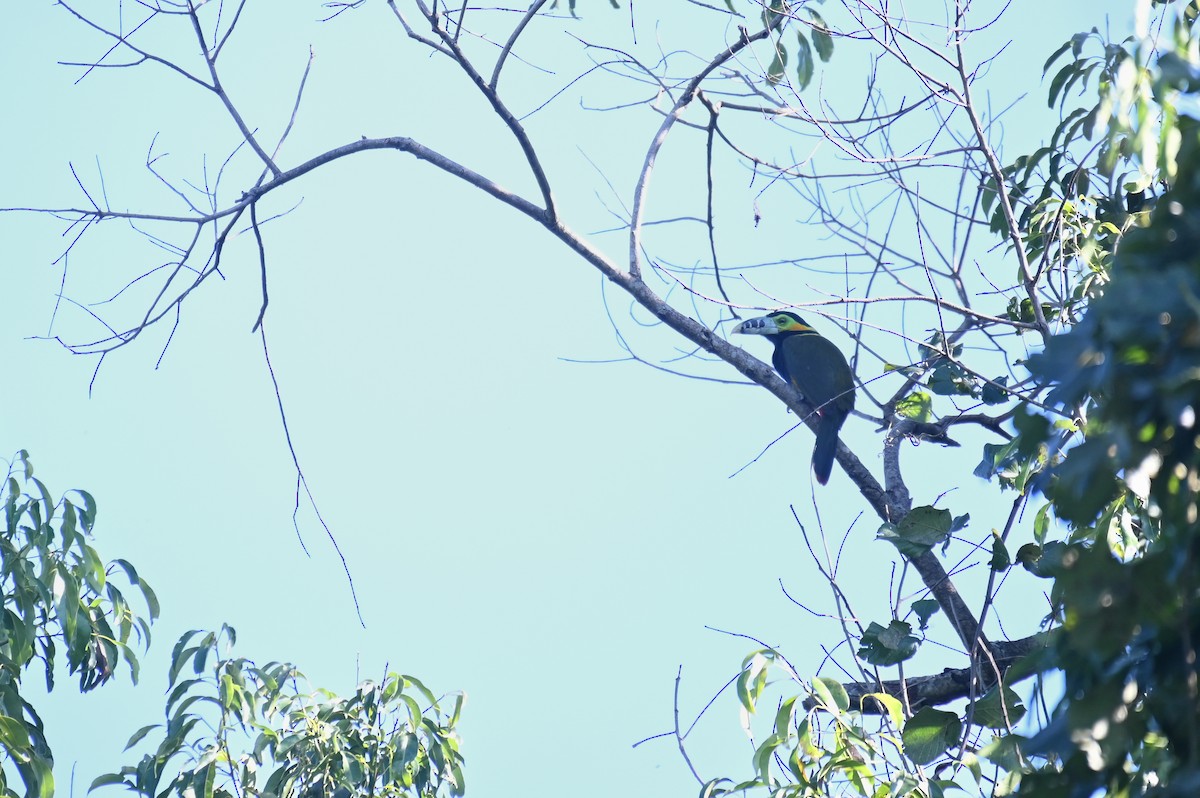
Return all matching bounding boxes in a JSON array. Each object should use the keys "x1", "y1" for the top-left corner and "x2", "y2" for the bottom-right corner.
[
  {"x1": 123, "y1": 724, "x2": 159, "y2": 751},
  {"x1": 70, "y1": 489, "x2": 97, "y2": 532},
  {"x1": 767, "y1": 42, "x2": 787, "y2": 85},
  {"x1": 88, "y1": 773, "x2": 129, "y2": 792},
  {"x1": 794, "y1": 31, "x2": 814, "y2": 89},
  {"x1": 807, "y1": 9, "x2": 834, "y2": 62},
  {"x1": 32, "y1": 478, "x2": 54, "y2": 524}
]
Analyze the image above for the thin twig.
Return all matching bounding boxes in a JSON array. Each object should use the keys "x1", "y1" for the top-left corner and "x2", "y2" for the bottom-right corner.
[{"x1": 260, "y1": 324, "x2": 365, "y2": 627}]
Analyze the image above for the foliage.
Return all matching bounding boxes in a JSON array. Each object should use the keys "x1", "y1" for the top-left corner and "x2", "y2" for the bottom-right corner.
[
  {"x1": 705, "y1": 1, "x2": 1200, "y2": 795},
  {"x1": 705, "y1": 654, "x2": 925, "y2": 798},
  {"x1": 0, "y1": 454, "x2": 461, "y2": 798},
  {"x1": 0, "y1": 452, "x2": 158, "y2": 798},
  {"x1": 762, "y1": 0, "x2": 835, "y2": 90},
  {"x1": 1009, "y1": 10, "x2": 1200, "y2": 791},
  {"x1": 91, "y1": 626, "x2": 466, "y2": 798}
]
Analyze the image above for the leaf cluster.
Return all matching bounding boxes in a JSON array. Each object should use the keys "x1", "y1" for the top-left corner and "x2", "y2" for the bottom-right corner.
[
  {"x1": 93, "y1": 626, "x2": 466, "y2": 798},
  {"x1": 763, "y1": 1, "x2": 834, "y2": 90},
  {"x1": 705, "y1": 650, "x2": 1028, "y2": 798},
  {"x1": 1004, "y1": 9, "x2": 1200, "y2": 792},
  {"x1": 0, "y1": 452, "x2": 158, "y2": 798}
]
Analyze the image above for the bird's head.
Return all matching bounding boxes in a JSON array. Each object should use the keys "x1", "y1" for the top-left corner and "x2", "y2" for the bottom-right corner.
[{"x1": 732, "y1": 311, "x2": 815, "y2": 337}]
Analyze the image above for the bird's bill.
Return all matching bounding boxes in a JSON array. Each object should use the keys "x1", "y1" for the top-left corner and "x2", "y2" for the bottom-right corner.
[{"x1": 732, "y1": 315, "x2": 782, "y2": 335}]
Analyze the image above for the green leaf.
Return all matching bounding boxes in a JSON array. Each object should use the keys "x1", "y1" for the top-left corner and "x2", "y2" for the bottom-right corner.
[
  {"x1": 752, "y1": 734, "x2": 781, "y2": 782},
  {"x1": 194, "y1": 761, "x2": 217, "y2": 798},
  {"x1": 1017, "y1": 540, "x2": 1074, "y2": 578},
  {"x1": 858, "y1": 620, "x2": 920, "y2": 666},
  {"x1": 168, "y1": 631, "x2": 204, "y2": 685},
  {"x1": 767, "y1": 41, "x2": 787, "y2": 85},
  {"x1": 55, "y1": 572, "x2": 81, "y2": 646},
  {"x1": 1048, "y1": 62, "x2": 1078, "y2": 107},
  {"x1": 806, "y1": 10, "x2": 833, "y2": 62},
  {"x1": 811, "y1": 676, "x2": 849, "y2": 713},
  {"x1": 981, "y1": 178, "x2": 998, "y2": 215},
  {"x1": 166, "y1": 679, "x2": 204, "y2": 719},
  {"x1": 0, "y1": 714, "x2": 32, "y2": 752},
  {"x1": 896, "y1": 391, "x2": 933, "y2": 422},
  {"x1": 123, "y1": 724, "x2": 159, "y2": 751},
  {"x1": 737, "y1": 654, "x2": 769, "y2": 714},
  {"x1": 193, "y1": 644, "x2": 212, "y2": 678},
  {"x1": 903, "y1": 707, "x2": 962, "y2": 765},
  {"x1": 863, "y1": 692, "x2": 904, "y2": 728},
  {"x1": 30, "y1": 758, "x2": 54, "y2": 798},
  {"x1": 911, "y1": 598, "x2": 940, "y2": 631},
  {"x1": 762, "y1": 0, "x2": 786, "y2": 29},
  {"x1": 88, "y1": 773, "x2": 129, "y2": 792},
  {"x1": 449, "y1": 691, "x2": 466, "y2": 728},
  {"x1": 700, "y1": 778, "x2": 734, "y2": 798},
  {"x1": 989, "y1": 532, "x2": 1011, "y2": 571},
  {"x1": 1043, "y1": 39, "x2": 1073, "y2": 74},
  {"x1": 928, "y1": 361, "x2": 975, "y2": 396},
  {"x1": 972, "y1": 684, "x2": 1027, "y2": 729},
  {"x1": 974, "y1": 440, "x2": 1021, "y2": 482},
  {"x1": 878, "y1": 506, "x2": 953, "y2": 557},
  {"x1": 981, "y1": 376, "x2": 1009, "y2": 405},
  {"x1": 123, "y1": 646, "x2": 141, "y2": 685},
  {"x1": 401, "y1": 672, "x2": 437, "y2": 707},
  {"x1": 794, "y1": 31, "x2": 814, "y2": 89},
  {"x1": 772, "y1": 696, "x2": 798, "y2": 739},
  {"x1": 111, "y1": 559, "x2": 143, "y2": 590},
  {"x1": 32, "y1": 478, "x2": 54, "y2": 524},
  {"x1": 979, "y1": 733, "x2": 1028, "y2": 771},
  {"x1": 169, "y1": 647, "x2": 202, "y2": 689},
  {"x1": 1033, "y1": 503, "x2": 1052, "y2": 545},
  {"x1": 140, "y1": 579, "x2": 161, "y2": 622},
  {"x1": 70, "y1": 489, "x2": 97, "y2": 533},
  {"x1": 15, "y1": 450, "x2": 32, "y2": 480}
]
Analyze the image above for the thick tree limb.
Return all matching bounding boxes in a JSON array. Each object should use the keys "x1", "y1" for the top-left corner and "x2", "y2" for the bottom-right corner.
[{"x1": 806, "y1": 635, "x2": 1046, "y2": 715}]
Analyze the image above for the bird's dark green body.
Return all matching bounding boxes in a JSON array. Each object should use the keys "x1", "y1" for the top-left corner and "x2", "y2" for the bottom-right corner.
[{"x1": 734, "y1": 312, "x2": 855, "y2": 484}]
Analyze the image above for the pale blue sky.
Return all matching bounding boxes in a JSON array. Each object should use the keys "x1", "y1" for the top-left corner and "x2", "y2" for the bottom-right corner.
[{"x1": 1, "y1": 2, "x2": 1137, "y2": 796}]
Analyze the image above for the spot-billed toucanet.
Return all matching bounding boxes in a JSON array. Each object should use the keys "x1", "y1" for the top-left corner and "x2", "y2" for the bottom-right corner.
[{"x1": 734, "y1": 311, "x2": 855, "y2": 485}]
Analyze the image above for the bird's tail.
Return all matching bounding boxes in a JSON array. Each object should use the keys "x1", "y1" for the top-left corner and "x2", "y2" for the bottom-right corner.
[{"x1": 812, "y1": 420, "x2": 839, "y2": 485}]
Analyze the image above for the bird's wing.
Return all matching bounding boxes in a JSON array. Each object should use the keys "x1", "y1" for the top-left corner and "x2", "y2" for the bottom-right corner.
[{"x1": 781, "y1": 335, "x2": 854, "y2": 416}]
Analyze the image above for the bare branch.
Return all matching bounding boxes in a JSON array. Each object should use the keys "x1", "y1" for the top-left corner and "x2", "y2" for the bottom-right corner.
[
  {"x1": 489, "y1": 0, "x2": 550, "y2": 89},
  {"x1": 185, "y1": 1, "x2": 281, "y2": 177},
  {"x1": 249, "y1": 201, "x2": 268, "y2": 332},
  {"x1": 629, "y1": 18, "x2": 783, "y2": 280},
  {"x1": 56, "y1": 1, "x2": 212, "y2": 89},
  {"x1": 400, "y1": 0, "x2": 558, "y2": 220}
]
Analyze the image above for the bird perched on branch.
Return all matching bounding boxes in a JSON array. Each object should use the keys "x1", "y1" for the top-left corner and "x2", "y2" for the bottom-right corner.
[{"x1": 734, "y1": 311, "x2": 855, "y2": 485}]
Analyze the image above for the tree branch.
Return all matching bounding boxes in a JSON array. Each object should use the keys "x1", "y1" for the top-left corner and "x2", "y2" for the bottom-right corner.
[
  {"x1": 629, "y1": 18, "x2": 783, "y2": 279},
  {"x1": 809, "y1": 635, "x2": 1046, "y2": 715}
]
